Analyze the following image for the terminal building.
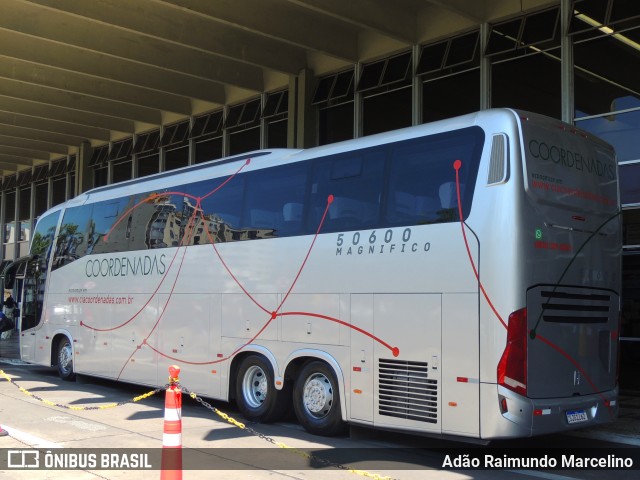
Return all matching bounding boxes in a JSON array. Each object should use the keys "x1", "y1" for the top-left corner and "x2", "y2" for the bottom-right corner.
[{"x1": 0, "y1": 0, "x2": 638, "y2": 390}]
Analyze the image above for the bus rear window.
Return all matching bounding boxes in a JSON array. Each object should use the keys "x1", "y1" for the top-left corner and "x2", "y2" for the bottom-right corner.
[{"x1": 522, "y1": 118, "x2": 618, "y2": 214}]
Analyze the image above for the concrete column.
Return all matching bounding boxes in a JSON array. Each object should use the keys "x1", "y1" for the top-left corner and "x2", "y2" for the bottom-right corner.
[
  {"x1": 76, "y1": 141, "x2": 93, "y2": 196},
  {"x1": 0, "y1": 190, "x2": 5, "y2": 260},
  {"x1": 412, "y1": 45, "x2": 422, "y2": 126},
  {"x1": 354, "y1": 63, "x2": 362, "y2": 139},
  {"x1": 287, "y1": 75, "x2": 297, "y2": 148},
  {"x1": 480, "y1": 22, "x2": 491, "y2": 110},
  {"x1": 560, "y1": 0, "x2": 574, "y2": 123},
  {"x1": 295, "y1": 68, "x2": 318, "y2": 148}
]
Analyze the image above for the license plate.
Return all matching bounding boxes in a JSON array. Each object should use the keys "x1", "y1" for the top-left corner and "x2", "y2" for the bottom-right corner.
[{"x1": 566, "y1": 409, "x2": 588, "y2": 424}]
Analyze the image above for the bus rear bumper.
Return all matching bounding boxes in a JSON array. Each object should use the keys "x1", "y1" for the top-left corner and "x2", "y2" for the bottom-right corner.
[{"x1": 481, "y1": 384, "x2": 619, "y2": 439}]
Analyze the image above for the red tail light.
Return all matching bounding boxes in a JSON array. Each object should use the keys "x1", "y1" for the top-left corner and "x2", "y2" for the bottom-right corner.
[{"x1": 497, "y1": 308, "x2": 527, "y2": 396}]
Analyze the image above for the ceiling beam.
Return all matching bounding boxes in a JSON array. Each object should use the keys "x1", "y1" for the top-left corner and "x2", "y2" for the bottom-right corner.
[
  {"x1": 0, "y1": 147, "x2": 47, "y2": 162},
  {"x1": 423, "y1": 0, "x2": 485, "y2": 22},
  {"x1": 287, "y1": 0, "x2": 416, "y2": 43},
  {"x1": 0, "y1": 30, "x2": 226, "y2": 104},
  {"x1": 153, "y1": 0, "x2": 358, "y2": 62},
  {"x1": 0, "y1": 134, "x2": 68, "y2": 155},
  {"x1": 0, "y1": 96, "x2": 134, "y2": 133},
  {"x1": 0, "y1": 111, "x2": 110, "y2": 143},
  {"x1": 23, "y1": 0, "x2": 306, "y2": 75},
  {"x1": 0, "y1": 78, "x2": 162, "y2": 125},
  {"x1": 0, "y1": 56, "x2": 192, "y2": 116},
  {"x1": 0, "y1": 124, "x2": 84, "y2": 149},
  {"x1": 1, "y1": 160, "x2": 27, "y2": 171},
  {"x1": 2, "y1": 1, "x2": 264, "y2": 92}
]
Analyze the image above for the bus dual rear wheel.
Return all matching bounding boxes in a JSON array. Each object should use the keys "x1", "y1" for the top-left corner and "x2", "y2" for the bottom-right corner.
[
  {"x1": 293, "y1": 361, "x2": 346, "y2": 436},
  {"x1": 235, "y1": 354, "x2": 290, "y2": 423}
]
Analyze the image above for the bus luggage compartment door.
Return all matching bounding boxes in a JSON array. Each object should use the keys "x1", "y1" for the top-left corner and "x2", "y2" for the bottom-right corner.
[
  {"x1": 350, "y1": 294, "x2": 374, "y2": 423},
  {"x1": 373, "y1": 294, "x2": 441, "y2": 433}
]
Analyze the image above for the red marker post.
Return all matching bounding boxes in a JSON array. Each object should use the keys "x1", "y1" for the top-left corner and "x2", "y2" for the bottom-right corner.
[{"x1": 161, "y1": 365, "x2": 182, "y2": 480}]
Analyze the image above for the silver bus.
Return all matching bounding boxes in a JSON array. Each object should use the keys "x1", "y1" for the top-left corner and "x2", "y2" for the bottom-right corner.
[{"x1": 16, "y1": 108, "x2": 620, "y2": 440}]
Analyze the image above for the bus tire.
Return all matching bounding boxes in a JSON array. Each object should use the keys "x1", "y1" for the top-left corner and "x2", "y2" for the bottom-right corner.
[
  {"x1": 293, "y1": 361, "x2": 346, "y2": 436},
  {"x1": 235, "y1": 354, "x2": 289, "y2": 423},
  {"x1": 57, "y1": 337, "x2": 76, "y2": 381}
]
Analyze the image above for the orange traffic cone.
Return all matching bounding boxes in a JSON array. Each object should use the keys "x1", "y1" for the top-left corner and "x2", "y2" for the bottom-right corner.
[{"x1": 160, "y1": 365, "x2": 182, "y2": 480}]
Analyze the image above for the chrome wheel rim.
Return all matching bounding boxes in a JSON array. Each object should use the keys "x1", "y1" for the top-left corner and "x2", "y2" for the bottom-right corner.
[
  {"x1": 59, "y1": 342, "x2": 73, "y2": 376},
  {"x1": 302, "y1": 373, "x2": 333, "y2": 418},
  {"x1": 242, "y1": 365, "x2": 268, "y2": 408}
]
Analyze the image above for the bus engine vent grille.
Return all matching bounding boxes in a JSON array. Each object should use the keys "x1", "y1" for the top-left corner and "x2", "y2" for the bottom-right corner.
[
  {"x1": 487, "y1": 133, "x2": 508, "y2": 184},
  {"x1": 378, "y1": 358, "x2": 437, "y2": 423},
  {"x1": 539, "y1": 290, "x2": 611, "y2": 323}
]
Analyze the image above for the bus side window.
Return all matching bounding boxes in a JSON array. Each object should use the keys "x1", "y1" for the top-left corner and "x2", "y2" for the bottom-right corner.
[
  {"x1": 385, "y1": 129, "x2": 484, "y2": 225},
  {"x1": 242, "y1": 163, "x2": 308, "y2": 238},
  {"x1": 439, "y1": 182, "x2": 458, "y2": 209},
  {"x1": 390, "y1": 191, "x2": 440, "y2": 224},
  {"x1": 194, "y1": 175, "x2": 246, "y2": 243},
  {"x1": 386, "y1": 148, "x2": 445, "y2": 225},
  {"x1": 308, "y1": 150, "x2": 384, "y2": 233}
]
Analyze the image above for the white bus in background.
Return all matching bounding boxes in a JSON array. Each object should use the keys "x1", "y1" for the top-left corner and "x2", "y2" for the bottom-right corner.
[{"x1": 14, "y1": 108, "x2": 621, "y2": 440}]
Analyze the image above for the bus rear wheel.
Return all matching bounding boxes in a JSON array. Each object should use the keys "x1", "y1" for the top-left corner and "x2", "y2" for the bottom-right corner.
[
  {"x1": 293, "y1": 361, "x2": 346, "y2": 436},
  {"x1": 57, "y1": 337, "x2": 76, "y2": 381},
  {"x1": 235, "y1": 355, "x2": 289, "y2": 422}
]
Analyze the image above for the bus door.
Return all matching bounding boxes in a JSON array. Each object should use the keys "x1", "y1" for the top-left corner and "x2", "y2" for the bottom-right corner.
[
  {"x1": 21, "y1": 256, "x2": 47, "y2": 362},
  {"x1": 2, "y1": 256, "x2": 37, "y2": 361}
]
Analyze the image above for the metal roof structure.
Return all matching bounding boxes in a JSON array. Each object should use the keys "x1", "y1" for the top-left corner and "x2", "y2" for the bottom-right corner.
[{"x1": 0, "y1": 0, "x2": 553, "y2": 175}]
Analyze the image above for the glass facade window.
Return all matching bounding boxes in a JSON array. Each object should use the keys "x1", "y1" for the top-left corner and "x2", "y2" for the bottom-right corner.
[
  {"x1": 319, "y1": 103, "x2": 354, "y2": 145},
  {"x1": 620, "y1": 162, "x2": 640, "y2": 206},
  {"x1": 573, "y1": 26, "x2": 640, "y2": 120},
  {"x1": 423, "y1": 69, "x2": 480, "y2": 123},
  {"x1": 3, "y1": 191, "x2": 15, "y2": 244},
  {"x1": 487, "y1": 6, "x2": 561, "y2": 119},
  {"x1": 360, "y1": 51, "x2": 412, "y2": 137},
  {"x1": 491, "y1": 51, "x2": 561, "y2": 119},
  {"x1": 315, "y1": 69, "x2": 355, "y2": 146},
  {"x1": 112, "y1": 159, "x2": 132, "y2": 184},
  {"x1": 229, "y1": 126, "x2": 260, "y2": 156},
  {"x1": 574, "y1": 34, "x2": 640, "y2": 161},
  {"x1": 266, "y1": 118, "x2": 287, "y2": 148},
  {"x1": 623, "y1": 209, "x2": 640, "y2": 247},
  {"x1": 418, "y1": 30, "x2": 481, "y2": 124},
  {"x1": 195, "y1": 137, "x2": 223, "y2": 164},
  {"x1": 165, "y1": 146, "x2": 189, "y2": 171},
  {"x1": 137, "y1": 153, "x2": 160, "y2": 178},
  {"x1": 34, "y1": 182, "x2": 48, "y2": 218},
  {"x1": 51, "y1": 176, "x2": 67, "y2": 208},
  {"x1": 94, "y1": 165, "x2": 108, "y2": 188},
  {"x1": 621, "y1": 251, "x2": 640, "y2": 389},
  {"x1": 572, "y1": 14, "x2": 640, "y2": 164},
  {"x1": 575, "y1": 103, "x2": 640, "y2": 164},
  {"x1": 18, "y1": 186, "x2": 31, "y2": 243},
  {"x1": 362, "y1": 87, "x2": 412, "y2": 137}
]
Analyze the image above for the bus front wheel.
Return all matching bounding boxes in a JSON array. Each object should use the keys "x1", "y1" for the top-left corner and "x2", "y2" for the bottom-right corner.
[
  {"x1": 57, "y1": 337, "x2": 76, "y2": 381},
  {"x1": 235, "y1": 355, "x2": 289, "y2": 422},
  {"x1": 293, "y1": 361, "x2": 346, "y2": 436}
]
